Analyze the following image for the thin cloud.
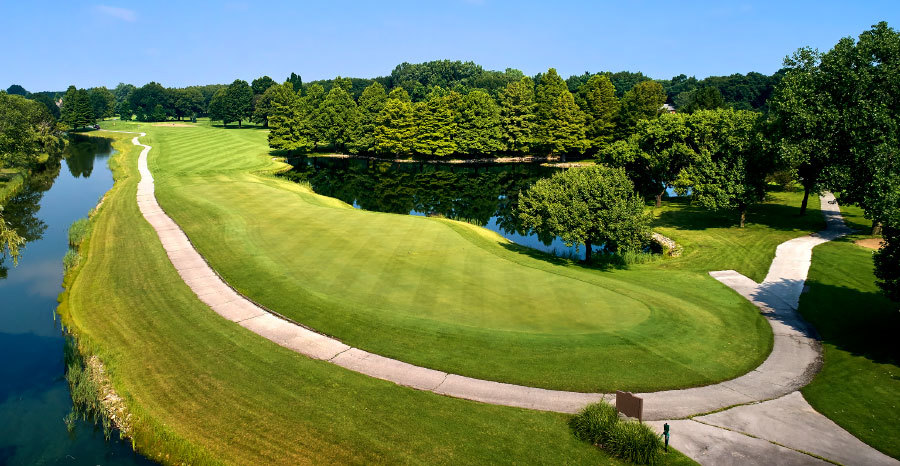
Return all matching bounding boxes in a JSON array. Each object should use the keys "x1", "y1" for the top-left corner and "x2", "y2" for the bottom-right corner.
[{"x1": 95, "y1": 5, "x2": 137, "y2": 22}]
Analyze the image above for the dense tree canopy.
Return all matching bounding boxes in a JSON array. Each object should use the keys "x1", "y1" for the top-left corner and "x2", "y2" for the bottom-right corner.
[
  {"x1": 770, "y1": 22, "x2": 900, "y2": 301},
  {"x1": 209, "y1": 79, "x2": 253, "y2": 127},
  {"x1": 61, "y1": 86, "x2": 95, "y2": 129},
  {"x1": 0, "y1": 92, "x2": 63, "y2": 169},
  {"x1": 535, "y1": 68, "x2": 588, "y2": 159},
  {"x1": 674, "y1": 109, "x2": 771, "y2": 227},
  {"x1": 576, "y1": 74, "x2": 619, "y2": 151},
  {"x1": 251, "y1": 76, "x2": 277, "y2": 95},
  {"x1": 519, "y1": 165, "x2": 650, "y2": 262},
  {"x1": 616, "y1": 80, "x2": 667, "y2": 137},
  {"x1": 603, "y1": 113, "x2": 694, "y2": 207},
  {"x1": 88, "y1": 86, "x2": 115, "y2": 120},
  {"x1": 678, "y1": 87, "x2": 725, "y2": 113},
  {"x1": 498, "y1": 77, "x2": 536, "y2": 154},
  {"x1": 353, "y1": 82, "x2": 388, "y2": 154}
]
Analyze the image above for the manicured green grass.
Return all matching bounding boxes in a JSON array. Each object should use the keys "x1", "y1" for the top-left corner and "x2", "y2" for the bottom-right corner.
[
  {"x1": 62, "y1": 129, "x2": 698, "y2": 465},
  {"x1": 136, "y1": 119, "x2": 772, "y2": 392},
  {"x1": 799, "y1": 239, "x2": 900, "y2": 459},
  {"x1": 650, "y1": 191, "x2": 826, "y2": 283}
]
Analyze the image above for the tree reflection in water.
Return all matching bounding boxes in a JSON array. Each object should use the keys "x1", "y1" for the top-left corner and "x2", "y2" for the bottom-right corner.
[{"x1": 282, "y1": 156, "x2": 561, "y2": 246}]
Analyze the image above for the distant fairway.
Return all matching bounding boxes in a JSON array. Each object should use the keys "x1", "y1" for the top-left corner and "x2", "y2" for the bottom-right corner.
[{"x1": 97, "y1": 119, "x2": 774, "y2": 393}]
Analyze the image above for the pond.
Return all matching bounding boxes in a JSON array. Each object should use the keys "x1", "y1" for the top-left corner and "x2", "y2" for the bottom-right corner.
[
  {"x1": 282, "y1": 156, "x2": 605, "y2": 259},
  {"x1": 0, "y1": 135, "x2": 152, "y2": 465}
]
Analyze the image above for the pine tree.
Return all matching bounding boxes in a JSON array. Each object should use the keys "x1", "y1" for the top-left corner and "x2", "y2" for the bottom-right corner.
[
  {"x1": 617, "y1": 80, "x2": 667, "y2": 137},
  {"x1": 576, "y1": 75, "x2": 619, "y2": 151},
  {"x1": 414, "y1": 88, "x2": 456, "y2": 157},
  {"x1": 353, "y1": 82, "x2": 387, "y2": 154},
  {"x1": 457, "y1": 89, "x2": 504, "y2": 156},
  {"x1": 267, "y1": 82, "x2": 312, "y2": 152},
  {"x1": 62, "y1": 86, "x2": 95, "y2": 129},
  {"x1": 319, "y1": 80, "x2": 360, "y2": 152},
  {"x1": 535, "y1": 68, "x2": 588, "y2": 160},
  {"x1": 304, "y1": 84, "x2": 326, "y2": 148},
  {"x1": 375, "y1": 90, "x2": 416, "y2": 156},
  {"x1": 499, "y1": 76, "x2": 537, "y2": 154}
]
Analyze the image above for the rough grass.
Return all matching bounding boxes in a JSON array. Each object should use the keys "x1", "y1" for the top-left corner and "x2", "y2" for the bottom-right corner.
[
  {"x1": 142, "y1": 119, "x2": 772, "y2": 392},
  {"x1": 62, "y1": 128, "x2": 662, "y2": 465},
  {"x1": 799, "y1": 239, "x2": 900, "y2": 459}
]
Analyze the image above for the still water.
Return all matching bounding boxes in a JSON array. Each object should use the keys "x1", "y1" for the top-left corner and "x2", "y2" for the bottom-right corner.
[
  {"x1": 284, "y1": 157, "x2": 603, "y2": 259},
  {"x1": 0, "y1": 136, "x2": 151, "y2": 465}
]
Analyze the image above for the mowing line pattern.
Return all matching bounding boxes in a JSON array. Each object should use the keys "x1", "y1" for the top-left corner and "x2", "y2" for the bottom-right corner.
[{"x1": 125, "y1": 131, "x2": 871, "y2": 426}]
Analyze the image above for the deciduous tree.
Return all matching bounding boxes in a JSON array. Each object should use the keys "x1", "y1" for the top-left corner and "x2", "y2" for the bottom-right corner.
[
  {"x1": 674, "y1": 109, "x2": 771, "y2": 228},
  {"x1": 518, "y1": 165, "x2": 650, "y2": 262}
]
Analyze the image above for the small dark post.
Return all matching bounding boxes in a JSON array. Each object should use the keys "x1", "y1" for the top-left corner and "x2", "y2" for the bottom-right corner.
[{"x1": 663, "y1": 423, "x2": 670, "y2": 452}]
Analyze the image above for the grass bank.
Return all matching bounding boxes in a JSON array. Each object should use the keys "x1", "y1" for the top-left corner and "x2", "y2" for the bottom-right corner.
[
  {"x1": 798, "y1": 212, "x2": 899, "y2": 459},
  {"x1": 120, "y1": 119, "x2": 775, "y2": 393},
  {"x1": 60, "y1": 128, "x2": 703, "y2": 464}
]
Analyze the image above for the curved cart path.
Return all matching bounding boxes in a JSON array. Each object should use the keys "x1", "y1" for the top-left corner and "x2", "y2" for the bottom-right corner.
[{"x1": 119, "y1": 131, "x2": 896, "y2": 465}]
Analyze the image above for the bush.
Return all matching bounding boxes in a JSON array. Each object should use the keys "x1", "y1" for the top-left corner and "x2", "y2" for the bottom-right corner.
[
  {"x1": 570, "y1": 401, "x2": 619, "y2": 445},
  {"x1": 571, "y1": 402, "x2": 664, "y2": 465},
  {"x1": 68, "y1": 218, "x2": 91, "y2": 247},
  {"x1": 606, "y1": 420, "x2": 664, "y2": 465},
  {"x1": 63, "y1": 248, "x2": 80, "y2": 272}
]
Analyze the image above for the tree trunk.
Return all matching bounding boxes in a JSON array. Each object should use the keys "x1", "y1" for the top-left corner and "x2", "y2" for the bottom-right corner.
[
  {"x1": 655, "y1": 190, "x2": 664, "y2": 208},
  {"x1": 799, "y1": 184, "x2": 810, "y2": 216},
  {"x1": 873, "y1": 222, "x2": 883, "y2": 236},
  {"x1": 238, "y1": 119, "x2": 242, "y2": 128},
  {"x1": 561, "y1": 153, "x2": 567, "y2": 163},
  {"x1": 739, "y1": 206, "x2": 747, "y2": 228},
  {"x1": 584, "y1": 240, "x2": 592, "y2": 263}
]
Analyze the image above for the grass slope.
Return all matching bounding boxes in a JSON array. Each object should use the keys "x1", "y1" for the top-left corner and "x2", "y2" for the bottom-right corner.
[
  {"x1": 799, "y1": 238, "x2": 900, "y2": 459},
  {"x1": 124, "y1": 119, "x2": 773, "y2": 392},
  {"x1": 61, "y1": 130, "x2": 699, "y2": 465}
]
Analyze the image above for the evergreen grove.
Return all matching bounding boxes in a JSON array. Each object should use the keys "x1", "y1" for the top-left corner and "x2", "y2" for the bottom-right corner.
[{"x1": 266, "y1": 69, "x2": 667, "y2": 159}]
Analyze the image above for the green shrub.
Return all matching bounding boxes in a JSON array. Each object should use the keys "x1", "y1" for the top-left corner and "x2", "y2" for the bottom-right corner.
[
  {"x1": 63, "y1": 249, "x2": 80, "y2": 272},
  {"x1": 68, "y1": 218, "x2": 91, "y2": 247},
  {"x1": 606, "y1": 420, "x2": 664, "y2": 465},
  {"x1": 571, "y1": 402, "x2": 664, "y2": 465},
  {"x1": 570, "y1": 401, "x2": 619, "y2": 445}
]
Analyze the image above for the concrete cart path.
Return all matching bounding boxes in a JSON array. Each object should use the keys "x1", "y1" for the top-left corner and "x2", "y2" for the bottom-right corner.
[{"x1": 117, "y1": 131, "x2": 896, "y2": 465}]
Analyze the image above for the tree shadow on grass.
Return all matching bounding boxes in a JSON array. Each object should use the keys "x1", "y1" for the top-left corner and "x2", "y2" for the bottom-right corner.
[
  {"x1": 654, "y1": 195, "x2": 827, "y2": 233},
  {"x1": 497, "y1": 241, "x2": 629, "y2": 272},
  {"x1": 210, "y1": 123, "x2": 268, "y2": 130},
  {"x1": 799, "y1": 271, "x2": 900, "y2": 366}
]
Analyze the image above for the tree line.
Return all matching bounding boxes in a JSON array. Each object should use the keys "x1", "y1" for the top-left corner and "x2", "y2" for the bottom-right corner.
[{"x1": 265, "y1": 69, "x2": 671, "y2": 160}]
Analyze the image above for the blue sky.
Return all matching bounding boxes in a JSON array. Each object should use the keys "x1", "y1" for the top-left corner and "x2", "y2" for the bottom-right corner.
[{"x1": 3, "y1": 1, "x2": 898, "y2": 92}]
